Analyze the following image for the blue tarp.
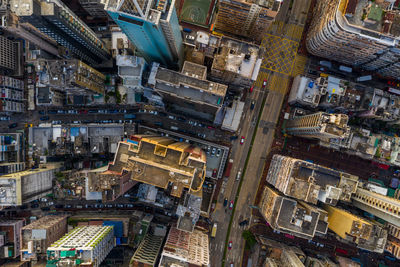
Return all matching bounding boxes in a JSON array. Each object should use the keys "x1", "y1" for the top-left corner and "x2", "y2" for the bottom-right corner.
[{"x1": 103, "y1": 221, "x2": 123, "y2": 237}]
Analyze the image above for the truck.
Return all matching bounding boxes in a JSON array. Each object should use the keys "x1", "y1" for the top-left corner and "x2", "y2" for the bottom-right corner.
[
  {"x1": 339, "y1": 65, "x2": 353, "y2": 73},
  {"x1": 124, "y1": 114, "x2": 136, "y2": 119},
  {"x1": 224, "y1": 159, "x2": 234, "y2": 178},
  {"x1": 211, "y1": 223, "x2": 217, "y2": 238},
  {"x1": 356, "y1": 75, "x2": 372, "y2": 82}
]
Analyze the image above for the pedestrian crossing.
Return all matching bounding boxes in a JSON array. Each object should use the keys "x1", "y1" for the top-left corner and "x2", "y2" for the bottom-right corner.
[
  {"x1": 267, "y1": 73, "x2": 290, "y2": 94},
  {"x1": 254, "y1": 71, "x2": 270, "y2": 88},
  {"x1": 291, "y1": 54, "x2": 308, "y2": 77}
]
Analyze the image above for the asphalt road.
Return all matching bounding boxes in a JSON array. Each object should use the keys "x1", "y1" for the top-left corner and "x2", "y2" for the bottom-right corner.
[
  {"x1": 217, "y1": 0, "x2": 312, "y2": 265},
  {"x1": 0, "y1": 107, "x2": 232, "y2": 144},
  {"x1": 209, "y1": 80, "x2": 266, "y2": 265}
]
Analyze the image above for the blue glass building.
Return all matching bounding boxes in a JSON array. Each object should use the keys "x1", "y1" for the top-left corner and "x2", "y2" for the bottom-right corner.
[{"x1": 105, "y1": 0, "x2": 183, "y2": 68}]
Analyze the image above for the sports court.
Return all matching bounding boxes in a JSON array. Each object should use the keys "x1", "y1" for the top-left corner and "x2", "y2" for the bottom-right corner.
[{"x1": 178, "y1": 0, "x2": 215, "y2": 27}]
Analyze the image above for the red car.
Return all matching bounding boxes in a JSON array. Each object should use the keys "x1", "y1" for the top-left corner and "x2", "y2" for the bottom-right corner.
[
  {"x1": 229, "y1": 200, "x2": 234, "y2": 210},
  {"x1": 240, "y1": 136, "x2": 245, "y2": 144},
  {"x1": 212, "y1": 169, "x2": 217, "y2": 177},
  {"x1": 262, "y1": 79, "x2": 267, "y2": 88},
  {"x1": 228, "y1": 241, "x2": 233, "y2": 250},
  {"x1": 249, "y1": 85, "x2": 254, "y2": 93}
]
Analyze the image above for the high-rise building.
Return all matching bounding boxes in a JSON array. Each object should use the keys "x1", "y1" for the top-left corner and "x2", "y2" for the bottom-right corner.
[
  {"x1": 259, "y1": 185, "x2": 321, "y2": 240},
  {"x1": 324, "y1": 205, "x2": 387, "y2": 253},
  {"x1": 148, "y1": 61, "x2": 227, "y2": 122},
  {"x1": 0, "y1": 133, "x2": 25, "y2": 175},
  {"x1": 108, "y1": 135, "x2": 206, "y2": 232},
  {"x1": 266, "y1": 154, "x2": 359, "y2": 205},
  {"x1": 108, "y1": 135, "x2": 206, "y2": 198},
  {"x1": 0, "y1": 219, "x2": 24, "y2": 259},
  {"x1": 20, "y1": 215, "x2": 68, "y2": 263},
  {"x1": 12, "y1": 0, "x2": 110, "y2": 65},
  {"x1": 0, "y1": 163, "x2": 62, "y2": 206},
  {"x1": 385, "y1": 222, "x2": 400, "y2": 259},
  {"x1": 47, "y1": 226, "x2": 114, "y2": 267},
  {"x1": 32, "y1": 59, "x2": 106, "y2": 96},
  {"x1": 0, "y1": 36, "x2": 20, "y2": 75},
  {"x1": 306, "y1": 0, "x2": 400, "y2": 79},
  {"x1": 159, "y1": 226, "x2": 210, "y2": 267},
  {"x1": 214, "y1": 0, "x2": 281, "y2": 43},
  {"x1": 352, "y1": 187, "x2": 400, "y2": 227},
  {"x1": 286, "y1": 112, "x2": 351, "y2": 142},
  {"x1": 0, "y1": 75, "x2": 25, "y2": 113},
  {"x1": 79, "y1": 0, "x2": 108, "y2": 18},
  {"x1": 129, "y1": 224, "x2": 166, "y2": 267},
  {"x1": 104, "y1": 0, "x2": 183, "y2": 67}
]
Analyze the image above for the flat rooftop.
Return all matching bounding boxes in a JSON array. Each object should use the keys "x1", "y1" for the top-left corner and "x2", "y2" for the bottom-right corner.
[
  {"x1": 156, "y1": 66, "x2": 227, "y2": 97},
  {"x1": 22, "y1": 215, "x2": 67, "y2": 230},
  {"x1": 108, "y1": 136, "x2": 206, "y2": 197}
]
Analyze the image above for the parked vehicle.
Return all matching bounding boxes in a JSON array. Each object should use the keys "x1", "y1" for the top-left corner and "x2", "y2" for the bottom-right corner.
[
  {"x1": 8, "y1": 122, "x2": 17, "y2": 128},
  {"x1": 223, "y1": 198, "x2": 228, "y2": 207},
  {"x1": 250, "y1": 100, "x2": 255, "y2": 110}
]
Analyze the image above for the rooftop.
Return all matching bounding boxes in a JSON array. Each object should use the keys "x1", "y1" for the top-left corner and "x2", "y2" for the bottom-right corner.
[
  {"x1": 107, "y1": 135, "x2": 206, "y2": 198},
  {"x1": 343, "y1": 0, "x2": 400, "y2": 38},
  {"x1": 260, "y1": 186, "x2": 320, "y2": 239},
  {"x1": 21, "y1": 215, "x2": 67, "y2": 230},
  {"x1": 155, "y1": 63, "x2": 227, "y2": 100},
  {"x1": 48, "y1": 226, "x2": 113, "y2": 250}
]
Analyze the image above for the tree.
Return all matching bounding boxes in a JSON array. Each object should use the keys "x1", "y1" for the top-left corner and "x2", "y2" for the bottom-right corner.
[{"x1": 242, "y1": 230, "x2": 257, "y2": 250}]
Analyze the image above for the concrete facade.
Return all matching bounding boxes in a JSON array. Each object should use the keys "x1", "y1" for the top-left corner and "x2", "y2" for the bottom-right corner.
[
  {"x1": 20, "y1": 215, "x2": 68, "y2": 263},
  {"x1": 0, "y1": 219, "x2": 24, "y2": 259},
  {"x1": 47, "y1": 226, "x2": 114, "y2": 267},
  {"x1": 0, "y1": 163, "x2": 62, "y2": 206}
]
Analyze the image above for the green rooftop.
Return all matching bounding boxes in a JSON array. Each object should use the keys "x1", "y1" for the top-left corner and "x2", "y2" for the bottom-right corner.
[{"x1": 368, "y1": 5, "x2": 383, "y2": 22}]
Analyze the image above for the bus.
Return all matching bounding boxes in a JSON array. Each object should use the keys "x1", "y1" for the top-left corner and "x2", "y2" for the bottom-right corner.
[{"x1": 211, "y1": 223, "x2": 217, "y2": 238}]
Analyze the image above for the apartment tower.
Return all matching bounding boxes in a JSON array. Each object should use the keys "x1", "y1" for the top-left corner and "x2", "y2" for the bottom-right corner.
[
  {"x1": 104, "y1": 0, "x2": 183, "y2": 67},
  {"x1": 214, "y1": 0, "x2": 281, "y2": 43},
  {"x1": 306, "y1": 0, "x2": 400, "y2": 79}
]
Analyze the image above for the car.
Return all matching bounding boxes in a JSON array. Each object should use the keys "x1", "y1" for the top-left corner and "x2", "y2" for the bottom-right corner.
[
  {"x1": 48, "y1": 110, "x2": 57, "y2": 114},
  {"x1": 250, "y1": 100, "x2": 255, "y2": 110},
  {"x1": 212, "y1": 169, "x2": 217, "y2": 177},
  {"x1": 40, "y1": 116, "x2": 49, "y2": 121},
  {"x1": 223, "y1": 198, "x2": 228, "y2": 207},
  {"x1": 240, "y1": 136, "x2": 245, "y2": 144},
  {"x1": 0, "y1": 116, "x2": 10, "y2": 121},
  {"x1": 177, "y1": 116, "x2": 186, "y2": 122},
  {"x1": 308, "y1": 69, "x2": 318, "y2": 75},
  {"x1": 68, "y1": 110, "x2": 77, "y2": 114},
  {"x1": 88, "y1": 109, "x2": 98, "y2": 113},
  {"x1": 197, "y1": 133, "x2": 206, "y2": 139},
  {"x1": 249, "y1": 85, "x2": 254, "y2": 93},
  {"x1": 262, "y1": 79, "x2": 267, "y2": 88},
  {"x1": 72, "y1": 121, "x2": 81, "y2": 124},
  {"x1": 79, "y1": 110, "x2": 88, "y2": 114},
  {"x1": 57, "y1": 110, "x2": 66, "y2": 114},
  {"x1": 52, "y1": 120, "x2": 62, "y2": 125},
  {"x1": 228, "y1": 241, "x2": 233, "y2": 250},
  {"x1": 65, "y1": 204, "x2": 72, "y2": 209},
  {"x1": 8, "y1": 122, "x2": 17, "y2": 128},
  {"x1": 38, "y1": 110, "x2": 46, "y2": 115},
  {"x1": 229, "y1": 200, "x2": 234, "y2": 210},
  {"x1": 139, "y1": 109, "x2": 146, "y2": 113},
  {"x1": 30, "y1": 203, "x2": 39, "y2": 208},
  {"x1": 168, "y1": 115, "x2": 176, "y2": 120},
  {"x1": 236, "y1": 170, "x2": 242, "y2": 181},
  {"x1": 216, "y1": 149, "x2": 221, "y2": 157},
  {"x1": 211, "y1": 147, "x2": 216, "y2": 155},
  {"x1": 239, "y1": 219, "x2": 249, "y2": 227},
  {"x1": 207, "y1": 125, "x2": 215, "y2": 130},
  {"x1": 98, "y1": 110, "x2": 106, "y2": 113},
  {"x1": 198, "y1": 123, "x2": 205, "y2": 128}
]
